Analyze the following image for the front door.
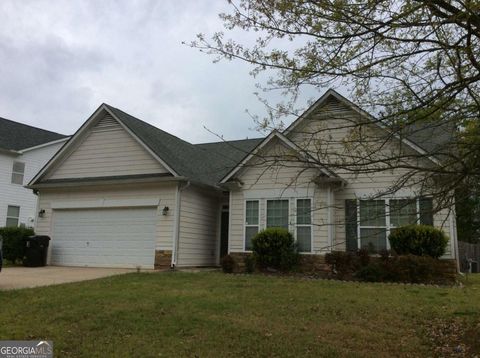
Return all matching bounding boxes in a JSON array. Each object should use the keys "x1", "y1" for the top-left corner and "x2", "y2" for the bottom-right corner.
[{"x1": 220, "y1": 210, "x2": 229, "y2": 258}]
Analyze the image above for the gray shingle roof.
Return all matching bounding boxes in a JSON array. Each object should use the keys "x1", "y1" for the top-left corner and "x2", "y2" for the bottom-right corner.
[
  {"x1": 105, "y1": 104, "x2": 262, "y2": 186},
  {"x1": 105, "y1": 102, "x2": 450, "y2": 187},
  {"x1": 402, "y1": 121, "x2": 455, "y2": 155},
  {"x1": 0, "y1": 116, "x2": 68, "y2": 151}
]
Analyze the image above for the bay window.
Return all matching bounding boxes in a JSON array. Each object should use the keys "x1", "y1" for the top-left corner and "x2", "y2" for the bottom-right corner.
[{"x1": 244, "y1": 198, "x2": 314, "y2": 253}]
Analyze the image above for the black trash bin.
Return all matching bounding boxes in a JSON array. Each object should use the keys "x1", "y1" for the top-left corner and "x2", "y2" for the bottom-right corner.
[{"x1": 24, "y1": 236, "x2": 50, "y2": 267}]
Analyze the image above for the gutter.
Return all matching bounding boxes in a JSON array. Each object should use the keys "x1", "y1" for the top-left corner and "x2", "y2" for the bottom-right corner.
[
  {"x1": 26, "y1": 175, "x2": 189, "y2": 190},
  {"x1": 171, "y1": 180, "x2": 191, "y2": 268},
  {"x1": 18, "y1": 137, "x2": 70, "y2": 153},
  {"x1": 0, "y1": 148, "x2": 20, "y2": 156}
]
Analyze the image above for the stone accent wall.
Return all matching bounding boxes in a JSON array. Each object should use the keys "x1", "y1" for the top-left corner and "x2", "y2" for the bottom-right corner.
[
  {"x1": 297, "y1": 254, "x2": 330, "y2": 273},
  {"x1": 155, "y1": 250, "x2": 172, "y2": 269},
  {"x1": 229, "y1": 252, "x2": 330, "y2": 273},
  {"x1": 228, "y1": 252, "x2": 457, "y2": 278}
]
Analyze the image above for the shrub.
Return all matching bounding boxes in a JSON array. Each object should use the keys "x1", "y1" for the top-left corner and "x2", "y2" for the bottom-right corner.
[
  {"x1": 244, "y1": 255, "x2": 255, "y2": 274},
  {"x1": 355, "y1": 255, "x2": 456, "y2": 284},
  {"x1": 379, "y1": 249, "x2": 391, "y2": 262},
  {"x1": 387, "y1": 255, "x2": 440, "y2": 283},
  {"x1": 221, "y1": 254, "x2": 236, "y2": 273},
  {"x1": 356, "y1": 248, "x2": 371, "y2": 267},
  {"x1": 389, "y1": 224, "x2": 449, "y2": 258},
  {"x1": 325, "y1": 251, "x2": 356, "y2": 277},
  {"x1": 0, "y1": 227, "x2": 34, "y2": 264},
  {"x1": 356, "y1": 263, "x2": 386, "y2": 282},
  {"x1": 251, "y1": 228, "x2": 299, "y2": 271}
]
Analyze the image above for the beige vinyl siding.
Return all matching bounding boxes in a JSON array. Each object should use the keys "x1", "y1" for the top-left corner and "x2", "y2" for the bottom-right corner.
[
  {"x1": 35, "y1": 182, "x2": 177, "y2": 256},
  {"x1": 48, "y1": 115, "x2": 168, "y2": 180},
  {"x1": 229, "y1": 96, "x2": 456, "y2": 258},
  {"x1": 177, "y1": 185, "x2": 220, "y2": 266},
  {"x1": 229, "y1": 138, "x2": 329, "y2": 253},
  {"x1": 288, "y1": 97, "x2": 455, "y2": 258}
]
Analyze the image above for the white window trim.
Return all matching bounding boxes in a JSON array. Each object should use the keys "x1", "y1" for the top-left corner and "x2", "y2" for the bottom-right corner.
[
  {"x1": 356, "y1": 197, "x2": 432, "y2": 251},
  {"x1": 6, "y1": 205, "x2": 20, "y2": 227},
  {"x1": 243, "y1": 199, "x2": 260, "y2": 252},
  {"x1": 242, "y1": 197, "x2": 315, "y2": 254},
  {"x1": 295, "y1": 198, "x2": 313, "y2": 254},
  {"x1": 11, "y1": 161, "x2": 25, "y2": 185}
]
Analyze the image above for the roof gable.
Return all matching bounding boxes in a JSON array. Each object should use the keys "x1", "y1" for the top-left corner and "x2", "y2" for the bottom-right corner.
[
  {"x1": 30, "y1": 104, "x2": 262, "y2": 188},
  {"x1": 44, "y1": 113, "x2": 170, "y2": 180},
  {"x1": 29, "y1": 104, "x2": 177, "y2": 186},
  {"x1": 285, "y1": 89, "x2": 441, "y2": 164},
  {"x1": 220, "y1": 130, "x2": 340, "y2": 184}
]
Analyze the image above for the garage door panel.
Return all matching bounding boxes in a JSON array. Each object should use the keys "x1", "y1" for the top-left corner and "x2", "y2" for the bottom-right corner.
[{"x1": 51, "y1": 207, "x2": 158, "y2": 268}]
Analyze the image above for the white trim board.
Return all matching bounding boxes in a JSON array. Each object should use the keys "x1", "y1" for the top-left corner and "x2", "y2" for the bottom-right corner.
[
  {"x1": 19, "y1": 137, "x2": 70, "y2": 153},
  {"x1": 243, "y1": 188, "x2": 314, "y2": 199},
  {"x1": 50, "y1": 198, "x2": 161, "y2": 210}
]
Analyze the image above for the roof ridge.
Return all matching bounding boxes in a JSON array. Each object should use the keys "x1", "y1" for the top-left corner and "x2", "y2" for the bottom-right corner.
[
  {"x1": 194, "y1": 137, "x2": 264, "y2": 145},
  {"x1": 0, "y1": 116, "x2": 67, "y2": 137}
]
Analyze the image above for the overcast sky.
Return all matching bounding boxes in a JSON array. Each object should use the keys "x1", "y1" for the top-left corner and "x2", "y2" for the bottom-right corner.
[{"x1": 0, "y1": 0, "x2": 321, "y2": 143}]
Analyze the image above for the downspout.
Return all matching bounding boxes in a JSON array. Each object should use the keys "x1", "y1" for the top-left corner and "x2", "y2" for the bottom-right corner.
[
  {"x1": 171, "y1": 181, "x2": 190, "y2": 268},
  {"x1": 327, "y1": 186, "x2": 333, "y2": 251},
  {"x1": 449, "y1": 203, "x2": 461, "y2": 274}
]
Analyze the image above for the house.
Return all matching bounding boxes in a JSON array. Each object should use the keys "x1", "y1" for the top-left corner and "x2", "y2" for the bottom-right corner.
[
  {"x1": 27, "y1": 90, "x2": 458, "y2": 269},
  {"x1": 0, "y1": 117, "x2": 69, "y2": 228}
]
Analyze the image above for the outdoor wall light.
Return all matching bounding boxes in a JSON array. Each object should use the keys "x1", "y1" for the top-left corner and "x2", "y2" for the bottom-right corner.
[
  {"x1": 162, "y1": 206, "x2": 169, "y2": 216},
  {"x1": 38, "y1": 209, "x2": 46, "y2": 218}
]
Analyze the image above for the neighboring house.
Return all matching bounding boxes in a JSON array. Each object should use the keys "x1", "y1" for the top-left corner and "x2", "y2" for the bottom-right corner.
[
  {"x1": 0, "y1": 117, "x2": 69, "y2": 228},
  {"x1": 27, "y1": 90, "x2": 458, "y2": 269}
]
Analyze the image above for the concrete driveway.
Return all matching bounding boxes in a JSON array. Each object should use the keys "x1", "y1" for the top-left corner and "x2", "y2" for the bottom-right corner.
[{"x1": 0, "y1": 266, "x2": 135, "y2": 290}]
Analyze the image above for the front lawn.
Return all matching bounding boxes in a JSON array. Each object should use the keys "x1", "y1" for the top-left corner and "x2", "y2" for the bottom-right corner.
[{"x1": 0, "y1": 272, "x2": 479, "y2": 357}]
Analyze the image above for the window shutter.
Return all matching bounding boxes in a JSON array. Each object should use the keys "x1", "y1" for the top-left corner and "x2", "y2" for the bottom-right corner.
[
  {"x1": 345, "y1": 200, "x2": 358, "y2": 251},
  {"x1": 419, "y1": 198, "x2": 434, "y2": 226}
]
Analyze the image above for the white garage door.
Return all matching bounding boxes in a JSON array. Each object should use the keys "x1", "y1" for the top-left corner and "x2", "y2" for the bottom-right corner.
[{"x1": 51, "y1": 207, "x2": 158, "y2": 268}]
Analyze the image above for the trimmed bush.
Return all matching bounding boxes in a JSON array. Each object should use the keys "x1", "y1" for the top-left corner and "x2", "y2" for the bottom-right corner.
[
  {"x1": 356, "y1": 263, "x2": 386, "y2": 282},
  {"x1": 355, "y1": 255, "x2": 456, "y2": 284},
  {"x1": 325, "y1": 251, "x2": 355, "y2": 277},
  {"x1": 0, "y1": 227, "x2": 34, "y2": 264},
  {"x1": 252, "y1": 228, "x2": 299, "y2": 271},
  {"x1": 389, "y1": 224, "x2": 449, "y2": 258},
  {"x1": 244, "y1": 255, "x2": 255, "y2": 274},
  {"x1": 325, "y1": 250, "x2": 373, "y2": 278},
  {"x1": 220, "y1": 254, "x2": 236, "y2": 273}
]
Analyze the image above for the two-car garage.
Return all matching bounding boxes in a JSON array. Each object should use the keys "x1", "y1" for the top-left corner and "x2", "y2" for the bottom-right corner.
[{"x1": 50, "y1": 207, "x2": 158, "y2": 268}]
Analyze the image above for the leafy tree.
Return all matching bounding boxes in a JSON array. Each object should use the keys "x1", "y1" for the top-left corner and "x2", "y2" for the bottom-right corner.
[{"x1": 189, "y1": 0, "x2": 480, "y2": 214}]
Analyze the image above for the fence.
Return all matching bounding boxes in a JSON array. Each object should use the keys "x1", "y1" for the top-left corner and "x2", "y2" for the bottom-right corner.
[{"x1": 458, "y1": 241, "x2": 480, "y2": 273}]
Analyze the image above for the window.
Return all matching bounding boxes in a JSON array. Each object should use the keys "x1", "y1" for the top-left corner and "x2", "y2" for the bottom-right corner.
[
  {"x1": 352, "y1": 197, "x2": 435, "y2": 253},
  {"x1": 296, "y1": 199, "x2": 312, "y2": 252},
  {"x1": 390, "y1": 199, "x2": 417, "y2": 227},
  {"x1": 359, "y1": 200, "x2": 387, "y2": 253},
  {"x1": 266, "y1": 200, "x2": 289, "y2": 229},
  {"x1": 11, "y1": 161, "x2": 25, "y2": 185},
  {"x1": 245, "y1": 200, "x2": 259, "y2": 250},
  {"x1": 6, "y1": 205, "x2": 20, "y2": 227}
]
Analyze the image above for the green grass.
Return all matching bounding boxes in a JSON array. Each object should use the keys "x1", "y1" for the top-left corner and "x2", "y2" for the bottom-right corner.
[{"x1": 1, "y1": 272, "x2": 479, "y2": 357}]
